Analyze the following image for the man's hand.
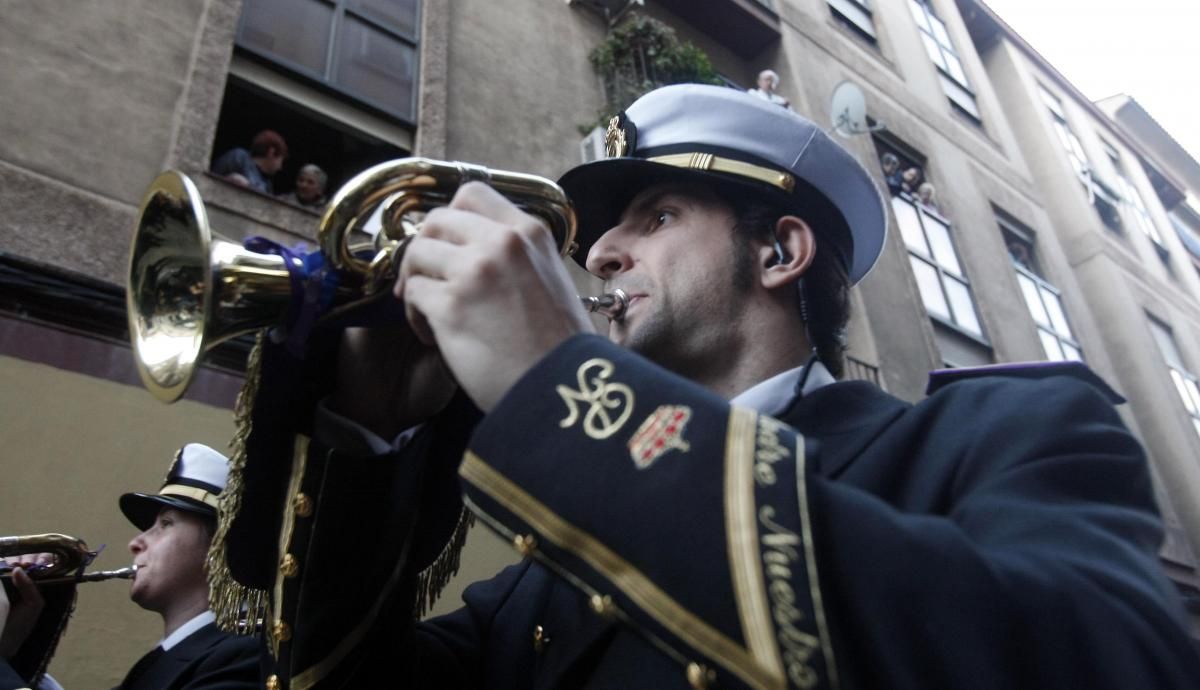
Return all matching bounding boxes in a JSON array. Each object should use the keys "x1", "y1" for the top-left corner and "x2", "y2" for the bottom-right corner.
[
  {"x1": 0, "y1": 568, "x2": 44, "y2": 659},
  {"x1": 397, "y1": 182, "x2": 595, "y2": 412}
]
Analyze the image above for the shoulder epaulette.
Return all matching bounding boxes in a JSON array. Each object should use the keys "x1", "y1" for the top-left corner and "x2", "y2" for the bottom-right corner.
[{"x1": 925, "y1": 360, "x2": 1126, "y2": 405}]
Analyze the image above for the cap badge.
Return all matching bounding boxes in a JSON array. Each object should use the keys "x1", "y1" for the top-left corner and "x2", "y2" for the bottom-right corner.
[
  {"x1": 557, "y1": 358, "x2": 634, "y2": 440},
  {"x1": 163, "y1": 447, "x2": 184, "y2": 485},
  {"x1": 604, "y1": 114, "x2": 628, "y2": 158},
  {"x1": 629, "y1": 405, "x2": 692, "y2": 469}
]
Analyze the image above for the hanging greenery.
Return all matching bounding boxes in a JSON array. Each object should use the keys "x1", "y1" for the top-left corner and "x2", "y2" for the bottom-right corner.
[{"x1": 585, "y1": 15, "x2": 722, "y2": 133}]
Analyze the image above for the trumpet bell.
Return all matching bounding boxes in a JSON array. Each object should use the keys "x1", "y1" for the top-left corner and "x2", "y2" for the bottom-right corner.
[
  {"x1": 0, "y1": 534, "x2": 95, "y2": 581},
  {"x1": 128, "y1": 171, "x2": 293, "y2": 402}
]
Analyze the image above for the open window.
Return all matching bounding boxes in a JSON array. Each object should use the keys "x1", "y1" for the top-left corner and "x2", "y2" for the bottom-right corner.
[
  {"x1": 1038, "y1": 85, "x2": 1127, "y2": 234},
  {"x1": 876, "y1": 137, "x2": 990, "y2": 364},
  {"x1": 210, "y1": 76, "x2": 409, "y2": 206},
  {"x1": 1103, "y1": 139, "x2": 1167, "y2": 252},
  {"x1": 208, "y1": 0, "x2": 420, "y2": 208}
]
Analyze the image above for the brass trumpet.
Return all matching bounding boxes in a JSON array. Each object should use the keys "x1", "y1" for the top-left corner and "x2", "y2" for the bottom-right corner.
[
  {"x1": 0, "y1": 533, "x2": 136, "y2": 586},
  {"x1": 128, "y1": 158, "x2": 585, "y2": 402}
]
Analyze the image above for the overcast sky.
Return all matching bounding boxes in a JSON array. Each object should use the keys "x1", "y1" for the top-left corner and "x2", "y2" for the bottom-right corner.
[{"x1": 980, "y1": 0, "x2": 1200, "y2": 163}]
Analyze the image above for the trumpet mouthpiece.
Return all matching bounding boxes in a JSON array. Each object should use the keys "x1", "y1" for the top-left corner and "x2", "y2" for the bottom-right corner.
[{"x1": 580, "y1": 289, "x2": 629, "y2": 322}]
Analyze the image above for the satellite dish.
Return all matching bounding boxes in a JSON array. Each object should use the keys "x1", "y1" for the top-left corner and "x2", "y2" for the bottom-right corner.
[{"x1": 829, "y1": 81, "x2": 882, "y2": 137}]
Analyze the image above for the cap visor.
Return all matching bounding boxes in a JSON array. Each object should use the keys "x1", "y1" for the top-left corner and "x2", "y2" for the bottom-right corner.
[
  {"x1": 559, "y1": 158, "x2": 828, "y2": 268},
  {"x1": 119, "y1": 492, "x2": 215, "y2": 531}
]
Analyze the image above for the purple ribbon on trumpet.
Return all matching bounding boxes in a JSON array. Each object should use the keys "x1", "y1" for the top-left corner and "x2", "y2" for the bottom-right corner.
[{"x1": 243, "y1": 237, "x2": 341, "y2": 358}]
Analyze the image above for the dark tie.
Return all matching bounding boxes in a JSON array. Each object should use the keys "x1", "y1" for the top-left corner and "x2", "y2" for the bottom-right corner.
[{"x1": 117, "y1": 645, "x2": 164, "y2": 689}]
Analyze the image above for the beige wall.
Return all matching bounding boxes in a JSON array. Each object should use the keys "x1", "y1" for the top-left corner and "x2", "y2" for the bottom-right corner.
[
  {"x1": 443, "y1": 0, "x2": 605, "y2": 176},
  {"x1": 0, "y1": 356, "x2": 236, "y2": 686},
  {"x1": 0, "y1": 0, "x2": 233, "y2": 285}
]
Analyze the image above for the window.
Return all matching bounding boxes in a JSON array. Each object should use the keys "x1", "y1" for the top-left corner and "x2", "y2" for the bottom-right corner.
[
  {"x1": 209, "y1": 75, "x2": 409, "y2": 205},
  {"x1": 1038, "y1": 85, "x2": 1123, "y2": 232},
  {"x1": 1148, "y1": 316, "x2": 1200, "y2": 441},
  {"x1": 1103, "y1": 141, "x2": 1165, "y2": 248},
  {"x1": 999, "y1": 212, "x2": 1083, "y2": 362},
  {"x1": 236, "y1": 0, "x2": 420, "y2": 123},
  {"x1": 909, "y1": 0, "x2": 979, "y2": 121},
  {"x1": 893, "y1": 194, "x2": 983, "y2": 337},
  {"x1": 874, "y1": 141, "x2": 923, "y2": 198},
  {"x1": 829, "y1": 0, "x2": 877, "y2": 42},
  {"x1": 1168, "y1": 212, "x2": 1200, "y2": 278},
  {"x1": 1040, "y1": 87, "x2": 1086, "y2": 177}
]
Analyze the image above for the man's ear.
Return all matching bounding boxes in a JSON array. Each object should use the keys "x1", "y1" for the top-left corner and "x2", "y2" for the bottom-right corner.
[{"x1": 759, "y1": 215, "x2": 816, "y2": 290}]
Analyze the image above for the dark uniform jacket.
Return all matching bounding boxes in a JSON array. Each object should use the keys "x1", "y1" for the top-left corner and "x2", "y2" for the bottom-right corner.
[
  {"x1": 0, "y1": 622, "x2": 258, "y2": 690},
  {"x1": 235, "y1": 334, "x2": 1200, "y2": 689},
  {"x1": 111, "y1": 622, "x2": 259, "y2": 690}
]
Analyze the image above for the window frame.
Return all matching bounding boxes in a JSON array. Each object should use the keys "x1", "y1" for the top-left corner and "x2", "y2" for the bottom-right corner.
[
  {"x1": 1148, "y1": 316, "x2": 1200, "y2": 442},
  {"x1": 908, "y1": 0, "x2": 980, "y2": 121},
  {"x1": 998, "y1": 213, "x2": 1083, "y2": 363},
  {"x1": 234, "y1": 0, "x2": 422, "y2": 124},
  {"x1": 1038, "y1": 85, "x2": 1127, "y2": 232},
  {"x1": 1102, "y1": 140, "x2": 1166, "y2": 247},
  {"x1": 893, "y1": 193, "x2": 985, "y2": 339},
  {"x1": 1013, "y1": 264, "x2": 1083, "y2": 362},
  {"x1": 828, "y1": 0, "x2": 877, "y2": 41}
]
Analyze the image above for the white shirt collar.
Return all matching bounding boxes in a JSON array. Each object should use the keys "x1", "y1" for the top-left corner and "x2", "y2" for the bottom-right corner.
[
  {"x1": 730, "y1": 359, "x2": 836, "y2": 417},
  {"x1": 161, "y1": 610, "x2": 215, "y2": 651}
]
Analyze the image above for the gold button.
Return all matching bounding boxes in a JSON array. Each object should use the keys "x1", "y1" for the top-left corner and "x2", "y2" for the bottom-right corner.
[
  {"x1": 265, "y1": 674, "x2": 281, "y2": 690},
  {"x1": 293, "y1": 493, "x2": 313, "y2": 517},
  {"x1": 271, "y1": 620, "x2": 292, "y2": 642},
  {"x1": 588, "y1": 594, "x2": 614, "y2": 618},
  {"x1": 513, "y1": 533, "x2": 537, "y2": 556},
  {"x1": 686, "y1": 662, "x2": 715, "y2": 689},
  {"x1": 532, "y1": 624, "x2": 551, "y2": 652},
  {"x1": 280, "y1": 553, "x2": 299, "y2": 578}
]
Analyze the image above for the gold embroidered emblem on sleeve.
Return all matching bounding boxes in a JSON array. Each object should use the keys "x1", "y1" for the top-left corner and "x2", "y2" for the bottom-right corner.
[
  {"x1": 628, "y1": 405, "x2": 692, "y2": 469},
  {"x1": 557, "y1": 358, "x2": 634, "y2": 440}
]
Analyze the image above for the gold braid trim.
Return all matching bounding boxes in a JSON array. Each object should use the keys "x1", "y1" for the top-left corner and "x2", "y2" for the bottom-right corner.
[
  {"x1": 413, "y1": 506, "x2": 474, "y2": 619},
  {"x1": 206, "y1": 331, "x2": 270, "y2": 634}
]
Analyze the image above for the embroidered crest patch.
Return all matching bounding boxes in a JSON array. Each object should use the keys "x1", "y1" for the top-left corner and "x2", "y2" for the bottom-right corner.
[
  {"x1": 557, "y1": 358, "x2": 634, "y2": 440},
  {"x1": 628, "y1": 405, "x2": 692, "y2": 469}
]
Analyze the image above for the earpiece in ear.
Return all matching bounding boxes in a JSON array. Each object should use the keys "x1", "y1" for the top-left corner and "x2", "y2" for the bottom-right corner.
[{"x1": 772, "y1": 238, "x2": 789, "y2": 266}]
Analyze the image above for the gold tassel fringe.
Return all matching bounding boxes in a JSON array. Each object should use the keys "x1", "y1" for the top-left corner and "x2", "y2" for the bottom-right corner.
[
  {"x1": 413, "y1": 506, "x2": 475, "y2": 619},
  {"x1": 204, "y1": 332, "x2": 473, "y2": 627},
  {"x1": 206, "y1": 332, "x2": 271, "y2": 634}
]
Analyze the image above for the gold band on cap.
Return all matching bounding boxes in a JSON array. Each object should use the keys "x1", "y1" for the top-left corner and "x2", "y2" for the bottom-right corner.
[
  {"x1": 647, "y1": 153, "x2": 796, "y2": 193},
  {"x1": 159, "y1": 484, "x2": 219, "y2": 510}
]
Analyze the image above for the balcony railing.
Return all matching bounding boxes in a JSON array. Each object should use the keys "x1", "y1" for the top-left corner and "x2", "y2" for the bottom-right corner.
[
  {"x1": 845, "y1": 356, "x2": 883, "y2": 388},
  {"x1": 653, "y1": 0, "x2": 780, "y2": 58}
]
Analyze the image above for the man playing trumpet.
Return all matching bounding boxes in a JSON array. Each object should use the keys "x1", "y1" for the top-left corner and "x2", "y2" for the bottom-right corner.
[
  {"x1": 225, "y1": 84, "x2": 1200, "y2": 687},
  {"x1": 1, "y1": 444, "x2": 258, "y2": 689}
]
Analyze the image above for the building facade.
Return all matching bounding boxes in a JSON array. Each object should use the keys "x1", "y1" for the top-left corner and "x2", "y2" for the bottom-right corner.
[
  {"x1": 957, "y1": 0, "x2": 1200, "y2": 613},
  {"x1": 0, "y1": 0, "x2": 1195, "y2": 682}
]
